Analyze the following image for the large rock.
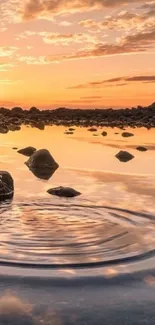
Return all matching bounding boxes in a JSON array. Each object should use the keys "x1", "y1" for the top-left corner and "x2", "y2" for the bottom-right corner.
[
  {"x1": 25, "y1": 149, "x2": 59, "y2": 179},
  {"x1": 0, "y1": 171, "x2": 14, "y2": 201},
  {"x1": 115, "y1": 150, "x2": 134, "y2": 162},
  {"x1": 18, "y1": 146, "x2": 36, "y2": 157},
  {"x1": 47, "y1": 186, "x2": 81, "y2": 197},
  {"x1": 122, "y1": 132, "x2": 134, "y2": 137}
]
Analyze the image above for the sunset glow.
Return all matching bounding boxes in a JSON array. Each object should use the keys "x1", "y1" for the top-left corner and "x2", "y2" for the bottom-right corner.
[{"x1": 0, "y1": 0, "x2": 155, "y2": 109}]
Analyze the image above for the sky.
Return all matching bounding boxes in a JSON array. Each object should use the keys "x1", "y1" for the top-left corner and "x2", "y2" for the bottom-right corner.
[{"x1": 0, "y1": 0, "x2": 155, "y2": 109}]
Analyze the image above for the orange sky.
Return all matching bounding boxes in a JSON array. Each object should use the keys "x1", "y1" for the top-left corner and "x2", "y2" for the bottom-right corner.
[{"x1": 0, "y1": 0, "x2": 155, "y2": 109}]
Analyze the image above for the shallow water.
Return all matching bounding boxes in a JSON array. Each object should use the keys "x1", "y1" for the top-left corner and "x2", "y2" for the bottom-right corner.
[{"x1": 0, "y1": 125, "x2": 155, "y2": 269}]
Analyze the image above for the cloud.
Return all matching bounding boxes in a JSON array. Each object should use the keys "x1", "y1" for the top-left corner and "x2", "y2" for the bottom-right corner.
[
  {"x1": 2, "y1": 0, "x2": 152, "y2": 22},
  {"x1": 0, "y1": 79, "x2": 20, "y2": 85},
  {"x1": 19, "y1": 55, "x2": 48, "y2": 65},
  {"x1": 79, "y1": 10, "x2": 155, "y2": 32},
  {"x1": 18, "y1": 30, "x2": 98, "y2": 45},
  {"x1": 0, "y1": 47, "x2": 18, "y2": 57},
  {"x1": 68, "y1": 75, "x2": 155, "y2": 89},
  {"x1": 0, "y1": 63, "x2": 15, "y2": 71}
]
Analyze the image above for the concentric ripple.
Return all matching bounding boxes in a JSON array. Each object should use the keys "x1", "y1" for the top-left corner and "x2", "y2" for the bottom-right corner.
[{"x1": 0, "y1": 200, "x2": 155, "y2": 268}]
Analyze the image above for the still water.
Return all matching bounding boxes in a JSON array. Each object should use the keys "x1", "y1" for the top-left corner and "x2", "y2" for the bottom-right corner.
[{"x1": 0, "y1": 125, "x2": 155, "y2": 267}]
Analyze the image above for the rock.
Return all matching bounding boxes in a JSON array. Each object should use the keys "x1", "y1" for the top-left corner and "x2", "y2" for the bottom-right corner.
[
  {"x1": 93, "y1": 134, "x2": 99, "y2": 136},
  {"x1": 88, "y1": 127, "x2": 97, "y2": 132},
  {"x1": 122, "y1": 132, "x2": 134, "y2": 137},
  {"x1": 18, "y1": 146, "x2": 36, "y2": 157},
  {"x1": 0, "y1": 171, "x2": 14, "y2": 201},
  {"x1": 115, "y1": 150, "x2": 134, "y2": 162},
  {"x1": 25, "y1": 149, "x2": 59, "y2": 179},
  {"x1": 0, "y1": 127, "x2": 8, "y2": 134},
  {"x1": 102, "y1": 131, "x2": 107, "y2": 136},
  {"x1": 68, "y1": 127, "x2": 75, "y2": 131},
  {"x1": 115, "y1": 132, "x2": 119, "y2": 135},
  {"x1": 64, "y1": 131, "x2": 73, "y2": 135},
  {"x1": 9, "y1": 125, "x2": 21, "y2": 131},
  {"x1": 35, "y1": 122, "x2": 45, "y2": 130},
  {"x1": 12, "y1": 147, "x2": 18, "y2": 150},
  {"x1": 47, "y1": 186, "x2": 81, "y2": 197},
  {"x1": 136, "y1": 146, "x2": 147, "y2": 152}
]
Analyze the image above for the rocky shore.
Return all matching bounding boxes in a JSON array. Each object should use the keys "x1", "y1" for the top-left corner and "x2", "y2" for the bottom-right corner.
[{"x1": 0, "y1": 102, "x2": 155, "y2": 131}]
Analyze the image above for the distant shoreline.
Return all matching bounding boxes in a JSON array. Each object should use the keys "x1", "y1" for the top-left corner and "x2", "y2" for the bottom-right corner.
[{"x1": 0, "y1": 102, "x2": 155, "y2": 130}]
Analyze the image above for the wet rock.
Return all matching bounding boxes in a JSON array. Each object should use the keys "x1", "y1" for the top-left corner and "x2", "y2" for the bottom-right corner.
[
  {"x1": 9, "y1": 125, "x2": 21, "y2": 131},
  {"x1": 18, "y1": 146, "x2": 36, "y2": 157},
  {"x1": 136, "y1": 146, "x2": 147, "y2": 152},
  {"x1": 115, "y1": 150, "x2": 134, "y2": 162},
  {"x1": 88, "y1": 127, "x2": 97, "y2": 132},
  {"x1": 122, "y1": 132, "x2": 134, "y2": 137},
  {"x1": 101, "y1": 131, "x2": 107, "y2": 136},
  {"x1": 25, "y1": 149, "x2": 59, "y2": 179},
  {"x1": 0, "y1": 126, "x2": 8, "y2": 134},
  {"x1": 35, "y1": 122, "x2": 45, "y2": 130},
  {"x1": 47, "y1": 186, "x2": 81, "y2": 197},
  {"x1": 68, "y1": 127, "x2": 75, "y2": 131},
  {"x1": 0, "y1": 171, "x2": 14, "y2": 200}
]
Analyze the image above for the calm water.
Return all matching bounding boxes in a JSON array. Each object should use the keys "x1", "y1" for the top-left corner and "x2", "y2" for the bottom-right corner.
[{"x1": 0, "y1": 125, "x2": 155, "y2": 268}]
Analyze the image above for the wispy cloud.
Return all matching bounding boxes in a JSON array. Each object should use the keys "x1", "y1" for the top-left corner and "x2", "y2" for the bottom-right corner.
[
  {"x1": 0, "y1": 47, "x2": 18, "y2": 57},
  {"x1": 68, "y1": 75, "x2": 155, "y2": 89},
  {"x1": 17, "y1": 31, "x2": 98, "y2": 45}
]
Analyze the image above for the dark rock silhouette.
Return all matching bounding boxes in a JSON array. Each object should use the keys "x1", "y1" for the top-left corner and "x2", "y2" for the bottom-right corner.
[
  {"x1": 88, "y1": 127, "x2": 97, "y2": 132},
  {"x1": 102, "y1": 131, "x2": 107, "y2": 136},
  {"x1": 68, "y1": 127, "x2": 75, "y2": 131},
  {"x1": 115, "y1": 150, "x2": 134, "y2": 162},
  {"x1": 136, "y1": 146, "x2": 147, "y2": 152},
  {"x1": 0, "y1": 171, "x2": 14, "y2": 201},
  {"x1": 25, "y1": 149, "x2": 59, "y2": 180},
  {"x1": 47, "y1": 186, "x2": 81, "y2": 197},
  {"x1": 18, "y1": 147, "x2": 36, "y2": 157},
  {"x1": 122, "y1": 132, "x2": 134, "y2": 137},
  {"x1": 9, "y1": 125, "x2": 21, "y2": 131},
  {"x1": 0, "y1": 102, "x2": 155, "y2": 129}
]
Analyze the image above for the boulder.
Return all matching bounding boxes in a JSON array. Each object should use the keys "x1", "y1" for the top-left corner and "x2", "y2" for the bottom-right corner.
[
  {"x1": 115, "y1": 150, "x2": 134, "y2": 162},
  {"x1": 0, "y1": 127, "x2": 8, "y2": 134},
  {"x1": 0, "y1": 171, "x2": 14, "y2": 200},
  {"x1": 102, "y1": 131, "x2": 107, "y2": 136},
  {"x1": 25, "y1": 149, "x2": 59, "y2": 179},
  {"x1": 18, "y1": 146, "x2": 36, "y2": 157},
  {"x1": 136, "y1": 146, "x2": 147, "y2": 152},
  {"x1": 122, "y1": 132, "x2": 134, "y2": 137},
  {"x1": 47, "y1": 186, "x2": 81, "y2": 197}
]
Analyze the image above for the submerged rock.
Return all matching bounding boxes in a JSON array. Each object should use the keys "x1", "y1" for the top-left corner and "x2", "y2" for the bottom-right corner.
[
  {"x1": 101, "y1": 131, "x2": 107, "y2": 136},
  {"x1": 18, "y1": 146, "x2": 36, "y2": 157},
  {"x1": 47, "y1": 186, "x2": 81, "y2": 198},
  {"x1": 64, "y1": 131, "x2": 74, "y2": 135},
  {"x1": 136, "y1": 146, "x2": 147, "y2": 152},
  {"x1": 115, "y1": 150, "x2": 134, "y2": 162},
  {"x1": 25, "y1": 149, "x2": 59, "y2": 179},
  {"x1": 122, "y1": 132, "x2": 134, "y2": 137},
  {"x1": 0, "y1": 171, "x2": 14, "y2": 201}
]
